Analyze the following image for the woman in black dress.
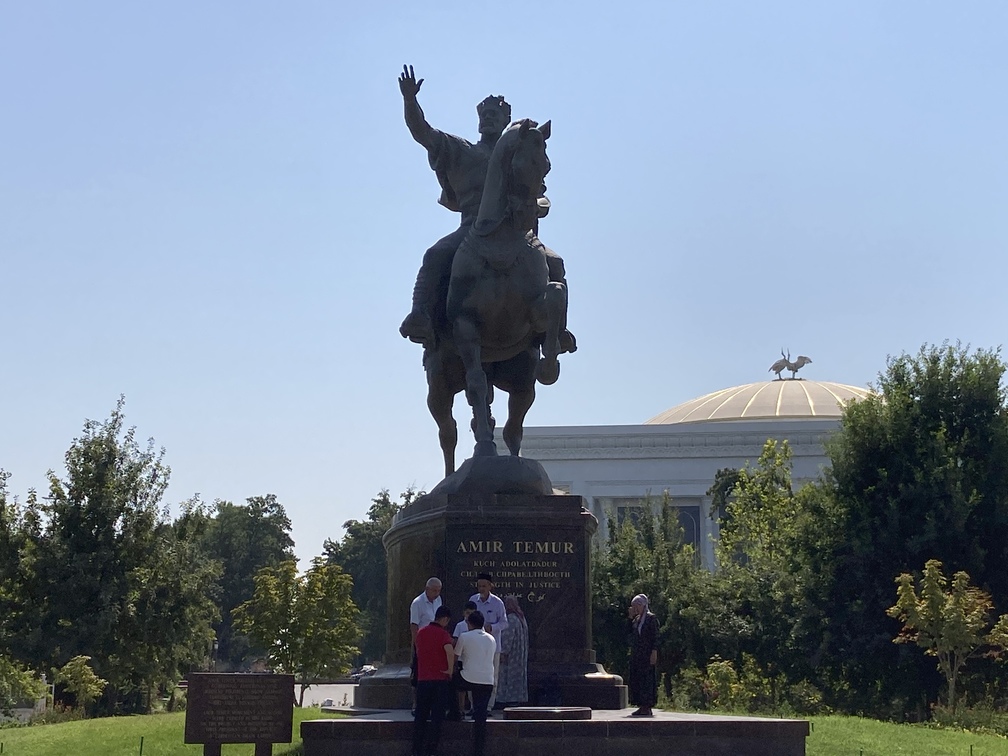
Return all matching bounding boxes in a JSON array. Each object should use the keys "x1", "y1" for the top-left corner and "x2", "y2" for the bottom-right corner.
[{"x1": 628, "y1": 593, "x2": 658, "y2": 716}]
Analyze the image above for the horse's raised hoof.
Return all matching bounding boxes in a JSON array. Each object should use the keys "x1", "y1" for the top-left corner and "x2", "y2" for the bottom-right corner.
[
  {"x1": 474, "y1": 440, "x2": 498, "y2": 456},
  {"x1": 536, "y1": 356, "x2": 560, "y2": 385}
]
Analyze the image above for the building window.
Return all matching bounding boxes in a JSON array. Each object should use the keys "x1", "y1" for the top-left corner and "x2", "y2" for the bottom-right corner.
[
  {"x1": 676, "y1": 505, "x2": 702, "y2": 559},
  {"x1": 615, "y1": 504, "x2": 647, "y2": 530},
  {"x1": 606, "y1": 498, "x2": 702, "y2": 556}
]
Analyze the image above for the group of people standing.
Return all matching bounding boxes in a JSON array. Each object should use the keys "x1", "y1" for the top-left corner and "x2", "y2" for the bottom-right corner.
[
  {"x1": 409, "y1": 573, "x2": 529, "y2": 756},
  {"x1": 409, "y1": 575, "x2": 660, "y2": 755}
]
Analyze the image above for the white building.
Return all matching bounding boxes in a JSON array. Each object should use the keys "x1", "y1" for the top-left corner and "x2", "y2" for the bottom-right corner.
[{"x1": 520, "y1": 380, "x2": 870, "y2": 569}]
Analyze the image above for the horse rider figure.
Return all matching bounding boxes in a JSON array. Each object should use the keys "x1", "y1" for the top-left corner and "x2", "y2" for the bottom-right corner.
[{"x1": 396, "y1": 64, "x2": 575, "y2": 354}]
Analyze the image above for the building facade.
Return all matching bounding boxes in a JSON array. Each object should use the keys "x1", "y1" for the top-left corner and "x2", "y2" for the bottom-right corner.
[{"x1": 519, "y1": 380, "x2": 869, "y2": 569}]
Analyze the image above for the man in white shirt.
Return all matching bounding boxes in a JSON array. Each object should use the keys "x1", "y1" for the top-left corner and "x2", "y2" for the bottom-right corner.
[
  {"x1": 453, "y1": 610, "x2": 496, "y2": 756},
  {"x1": 409, "y1": 577, "x2": 442, "y2": 705},
  {"x1": 410, "y1": 577, "x2": 443, "y2": 645},
  {"x1": 469, "y1": 572, "x2": 506, "y2": 709}
]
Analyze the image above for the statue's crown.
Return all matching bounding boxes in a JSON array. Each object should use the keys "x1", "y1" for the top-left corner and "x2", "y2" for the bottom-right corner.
[{"x1": 476, "y1": 95, "x2": 511, "y2": 119}]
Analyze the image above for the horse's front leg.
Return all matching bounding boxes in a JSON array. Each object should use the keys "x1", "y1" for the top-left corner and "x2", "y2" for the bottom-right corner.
[
  {"x1": 534, "y1": 281, "x2": 567, "y2": 386},
  {"x1": 454, "y1": 316, "x2": 497, "y2": 456},
  {"x1": 471, "y1": 383, "x2": 496, "y2": 440},
  {"x1": 503, "y1": 382, "x2": 535, "y2": 457}
]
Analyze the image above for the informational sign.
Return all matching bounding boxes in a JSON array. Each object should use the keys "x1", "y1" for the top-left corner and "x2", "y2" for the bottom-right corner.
[{"x1": 184, "y1": 673, "x2": 293, "y2": 755}]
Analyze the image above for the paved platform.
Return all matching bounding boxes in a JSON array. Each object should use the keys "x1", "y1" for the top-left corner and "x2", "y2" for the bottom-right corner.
[{"x1": 301, "y1": 707, "x2": 809, "y2": 755}]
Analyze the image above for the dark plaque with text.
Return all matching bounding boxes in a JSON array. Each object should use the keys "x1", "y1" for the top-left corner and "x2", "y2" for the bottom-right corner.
[
  {"x1": 184, "y1": 673, "x2": 293, "y2": 752},
  {"x1": 444, "y1": 497, "x2": 594, "y2": 664}
]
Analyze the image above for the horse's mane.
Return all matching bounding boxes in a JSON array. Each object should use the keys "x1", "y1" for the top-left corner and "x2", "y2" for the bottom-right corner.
[{"x1": 474, "y1": 120, "x2": 543, "y2": 237}]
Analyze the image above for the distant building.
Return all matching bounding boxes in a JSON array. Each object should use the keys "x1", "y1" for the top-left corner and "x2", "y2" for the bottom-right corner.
[{"x1": 520, "y1": 380, "x2": 870, "y2": 569}]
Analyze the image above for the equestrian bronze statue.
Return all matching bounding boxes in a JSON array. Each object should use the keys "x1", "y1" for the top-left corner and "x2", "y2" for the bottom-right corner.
[{"x1": 397, "y1": 65, "x2": 574, "y2": 476}]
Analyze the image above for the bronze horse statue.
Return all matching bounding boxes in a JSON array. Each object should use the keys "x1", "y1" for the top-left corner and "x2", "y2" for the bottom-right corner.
[{"x1": 423, "y1": 119, "x2": 566, "y2": 475}]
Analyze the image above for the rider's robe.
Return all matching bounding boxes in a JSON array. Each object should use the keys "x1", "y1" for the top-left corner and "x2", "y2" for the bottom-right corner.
[{"x1": 427, "y1": 130, "x2": 494, "y2": 225}]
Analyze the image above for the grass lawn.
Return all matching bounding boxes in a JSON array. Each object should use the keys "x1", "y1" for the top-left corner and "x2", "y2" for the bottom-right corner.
[
  {"x1": 0, "y1": 707, "x2": 341, "y2": 756},
  {"x1": 3, "y1": 710, "x2": 1008, "y2": 755},
  {"x1": 807, "y1": 714, "x2": 1008, "y2": 756}
]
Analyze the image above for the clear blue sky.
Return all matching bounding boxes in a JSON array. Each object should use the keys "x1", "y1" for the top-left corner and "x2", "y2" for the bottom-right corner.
[{"x1": 3, "y1": 2, "x2": 1006, "y2": 564}]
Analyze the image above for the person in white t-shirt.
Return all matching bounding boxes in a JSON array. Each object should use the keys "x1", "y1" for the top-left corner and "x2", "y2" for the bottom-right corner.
[
  {"x1": 452, "y1": 601, "x2": 477, "y2": 642},
  {"x1": 449, "y1": 600, "x2": 478, "y2": 719},
  {"x1": 469, "y1": 572, "x2": 506, "y2": 709},
  {"x1": 453, "y1": 610, "x2": 496, "y2": 756}
]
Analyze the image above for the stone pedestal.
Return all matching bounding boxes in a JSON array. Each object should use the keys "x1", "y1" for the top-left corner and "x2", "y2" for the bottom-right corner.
[
  {"x1": 302, "y1": 710, "x2": 812, "y2": 756},
  {"x1": 357, "y1": 471, "x2": 626, "y2": 710}
]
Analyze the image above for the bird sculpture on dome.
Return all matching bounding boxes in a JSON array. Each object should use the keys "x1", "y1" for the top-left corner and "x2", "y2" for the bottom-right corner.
[{"x1": 769, "y1": 349, "x2": 812, "y2": 380}]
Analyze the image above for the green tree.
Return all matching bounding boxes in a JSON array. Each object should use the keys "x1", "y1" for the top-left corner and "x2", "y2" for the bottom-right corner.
[
  {"x1": 706, "y1": 467, "x2": 741, "y2": 521},
  {"x1": 887, "y1": 559, "x2": 1008, "y2": 709},
  {"x1": 0, "y1": 470, "x2": 28, "y2": 654},
  {"x1": 590, "y1": 449, "x2": 838, "y2": 713},
  {"x1": 591, "y1": 493, "x2": 709, "y2": 691},
  {"x1": 0, "y1": 476, "x2": 46, "y2": 708},
  {"x1": 718, "y1": 440, "x2": 801, "y2": 568},
  {"x1": 821, "y1": 343, "x2": 1008, "y2": 713},
  {"x1": 53, "y1": 655, "x2": 107, "y2": 711},
  {"x1": 324, "y1": 488, "x2": 415, "y2": 663},
  {"x1": 107, "y1": 498, "x2": 220, "y2": 708},
  {"x1": 201, "y1": 495, "x2": 295, "y2": 669},
  {"x1": 233, "y1": 559, "x2": 360, "y2": 705},
  {"x1": 713, "y1": 440, "x2": 839, "y2": 697},
  {"x1": 15, "y1": 399, "x2": 219, "y2": 713}
]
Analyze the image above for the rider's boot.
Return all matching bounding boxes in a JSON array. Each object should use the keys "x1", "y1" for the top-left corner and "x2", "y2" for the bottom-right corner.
[{"x1": 399, "y1": 270, "x2": 435, "y2": 346}]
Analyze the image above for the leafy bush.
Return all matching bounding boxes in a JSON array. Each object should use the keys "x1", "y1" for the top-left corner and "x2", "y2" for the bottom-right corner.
[
  {"x1": 702, "y1": 655, "x2": 781, "y2": 713},
  {"x1": 0, "y1": 655, "x2": 46, "y2": 717},
  {"x1": 659, "y1": 660, "x2": 828, "y2": 716},
  {"x1": 929, "y1": 704, "x2": 1008, "y2": 737},
  {"x1": 28, "y1": 703, "x2": 85, "y2": 726},
  {"x1": 786, "y1": 680, "x2": 828, "y2": 715},
  {"x1": 703, "y1": 656, "x2": 742, "y2": 710},
  {"x1": 53, "y1": 656, "x2": 106, "y2": 712},
  {"x1": 660, "y1": 666, "x2": 706, "y2": 711}
]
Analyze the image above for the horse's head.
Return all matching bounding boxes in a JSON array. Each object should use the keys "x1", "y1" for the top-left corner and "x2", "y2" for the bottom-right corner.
[
  {"x1": 474, "y1": 119, "x2": 551, "y2": 237},
  {"x1": 509, "y1": 119, "x2": 551, "y2": 208}
]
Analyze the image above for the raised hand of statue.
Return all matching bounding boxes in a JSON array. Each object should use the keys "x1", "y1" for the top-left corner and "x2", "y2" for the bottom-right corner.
[{"x1": 398, "y1": 64, "x2": 424, "y2": 99}]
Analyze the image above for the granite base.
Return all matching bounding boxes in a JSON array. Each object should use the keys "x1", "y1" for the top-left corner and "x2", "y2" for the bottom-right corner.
[
  {"x1": 363, "y1": 490, "x2": 626, "y2": 710},
  {"x1": 301, "y1": 709, "x2": 809, "y2": 756}
]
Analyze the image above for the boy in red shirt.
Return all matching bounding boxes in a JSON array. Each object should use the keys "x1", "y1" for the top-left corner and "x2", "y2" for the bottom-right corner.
[{"x1": 412, "y1": 605, "x2": 455, "y2": 756}]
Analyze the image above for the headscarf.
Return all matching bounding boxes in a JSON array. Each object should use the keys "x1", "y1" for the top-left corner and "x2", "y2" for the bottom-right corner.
[
  {"x1": 631, "y1": 594, "x2": 649, "y2": 634},
  {"x1": 504, "y1": 594, "x2": 526, "y2": 623}
]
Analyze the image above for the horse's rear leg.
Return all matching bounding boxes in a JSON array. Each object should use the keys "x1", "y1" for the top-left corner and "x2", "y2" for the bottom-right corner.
[
  {"x1": 427, "y1": 379, "x2": 458, "y2": 477},
  {"x1": 454, "y1": 317, "x2": 496, "y2": 456}
]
